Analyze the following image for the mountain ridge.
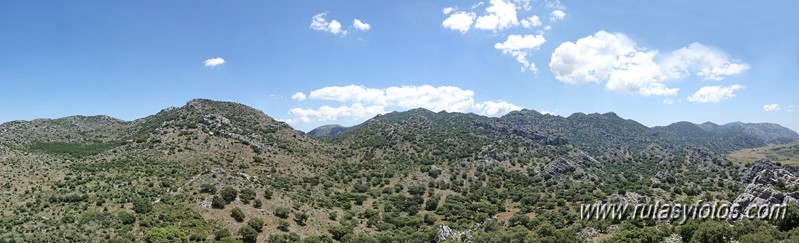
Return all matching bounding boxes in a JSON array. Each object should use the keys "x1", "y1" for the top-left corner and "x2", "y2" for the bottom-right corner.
[
  {"x1": 311, "y1": 108, "x2": 797, "y2": 142},
  {"x1": 309, "y1": 107, "x2": 797, "y2": 154},
  {"x1": 3, "y1": 102, "x2": 795, "y2": 154}
]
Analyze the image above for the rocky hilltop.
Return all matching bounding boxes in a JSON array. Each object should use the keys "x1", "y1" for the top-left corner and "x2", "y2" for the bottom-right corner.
[
  {"x1": 734, "y1": 159, "x2": 799, "y2": 213},
  {"x1": 307, "y1": 125, "x2": 351, "y2": 137}
]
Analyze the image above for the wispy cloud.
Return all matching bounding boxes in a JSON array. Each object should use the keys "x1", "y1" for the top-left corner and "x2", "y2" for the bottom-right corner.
[
  {"x1": 311, "y1": 13, "x2": 346, "y2": 35},
  {"x1": 494, "y1": 34, "x2": 546, "y2": 73},
  {"x1": 687, "y1": 84, "x2": 744, "y2": 103},
  {"x1": 311, "y1": 13, "x2": 371, "y2": 36}
]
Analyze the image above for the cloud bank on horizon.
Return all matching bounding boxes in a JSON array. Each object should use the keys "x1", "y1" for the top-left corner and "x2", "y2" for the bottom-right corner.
[{"x1": 285, "y1": 85, "x2": 521, "y2": 124}]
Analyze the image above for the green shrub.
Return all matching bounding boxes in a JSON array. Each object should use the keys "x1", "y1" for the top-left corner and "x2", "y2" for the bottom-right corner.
[
  {"x1": 275, "y1": 207, "x2": 291, "y2": 219},
  {"x1": 248, "y1": 218, "x2": 265, "y2": 232},
  {"x1": 221, "y1": 186, "x2": 238, "y2": 203},
  {"x1": 132, "y1": 197, "x2": 152, "y2": 214},
  {"x1": 294, "y1": 211, "x2": 309, "y2": 226},
  {"x1": 264, "y1": 189, "x2": 273, "y2": 200},
  {"x1": 214, "y1": 228, "x2": 231, "y2": 241},
  {"x1": 118, "y1": 211, "x2": 136, "y2": 225},
  {"x1": 240, "y1": 188, "x2": 256, "y2": 204},
  {"x1": 231, "y1": 207, "x2": 245, "y2": 222},
  {"x1": 200, "y1": 184, "x2": 217, "y2": 194},
  {"x1": 240, "y1": 225, "x2": 259, "y2": 243},
  {"x1": 144, "y1": 227, "x2": 188, "y2": 243},
  {"x1": 212, "y1": 195, "x2": 225, "y2": 209},
  {"x1": 278, "y1": 219, "x2": 290, "y2": 232}
]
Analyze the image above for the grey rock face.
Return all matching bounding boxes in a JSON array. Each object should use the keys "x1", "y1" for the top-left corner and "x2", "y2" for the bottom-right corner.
[
  {"x1": 201, "y1": 114, "x2": 231, "y2": 128},
  {"x1": 733, "y1": 159, "x2": 799, "y2": 215},
  {"x1": 545, "y1": 157, "x2": 576, "y2": 174},
  {"x1": 436, "y1": 216, "x2": 496, "y2": 243}
]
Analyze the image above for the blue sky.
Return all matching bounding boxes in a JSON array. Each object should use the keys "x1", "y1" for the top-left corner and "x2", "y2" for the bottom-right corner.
[{"x1": 0, "y1": 0, "x2": 797, "y2": 132}]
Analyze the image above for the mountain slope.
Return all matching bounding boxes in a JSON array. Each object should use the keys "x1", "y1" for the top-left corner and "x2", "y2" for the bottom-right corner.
[{"x1": 1, "y1": 99, "x2": 797, "y2": 242}]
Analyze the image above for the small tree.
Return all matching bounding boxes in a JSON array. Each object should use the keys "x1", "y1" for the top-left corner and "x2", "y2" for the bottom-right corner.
[
  {"x1": 231, "y1": 207, "x2": 245, "y2": 222},
  {"x1": 199, "y1": 184, "x2": 217, "y2": 194},
  {"x1": 264, "y1": 189, "x2": 273, "y2": 200},
  {"x1": 240, "y1": 188, "x2": 256, "y2": 204},
  {"x1": 132, "y1": 197, "x2": 152, "y2": 214},
  {"x1": 275, "y1": 207, "x2": 291, "y2": 219},
  {"x1": 690, "y1": 221, "x2": 731, "y2": 243},
  {"x1": 253, "y1": 199, "x2": 262, "y2": 209},
  {"x1": 214, "y1": 228, "x2": 231, "y2": 241},
  {"x1": 328, "y1": 225, "x2": 351, "y2": 241},
  {"x1": 278, "y1": 219, "x2": 290, "y2": 232},
  {"x1": 118, "y1": 211, "x2": 136, "y2": 225},
  {"x1": 220, "y1": 186, "x2": 238, "y2": 203},
  {"x1": 428, "y1": 168, "x2": 442, "y2": 178},
  {"x1": 211, "y1": 195, "x2": 225, "y2": 209},
  {"x1": 294, "y1": 211, "x2": 309, "y2": 226},
  {"x1": 248, "y1": 218, "x2": 264, "y2": 232},
  {"x1": 239, "y1": 225, "x2": 259, "y2": 243},
  {"x1": 779, "y1": 203, "x2": 799, "y2": 231}
]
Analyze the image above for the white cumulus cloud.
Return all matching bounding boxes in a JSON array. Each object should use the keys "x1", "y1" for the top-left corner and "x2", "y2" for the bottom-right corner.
[
  {"x1": 495, "y1": 34, "x2": 545, "y2": 73},
  {"x1": 442, "y1": 0, "x2": 566, "y2": 74},
  {"x1": 549, "y1": 31, "x2": 748, "y2": 96},
  {"x1": 441, "y1": 0, "x2": 549, "y2": 33},
  {"x1": 550, "y1": 10, "x2": 566, "y2": 21},
  {"x1": 474, "y1": 0, "x2": 520, "y2": 31},
  {"x1": 442, "y1": 11, "x2": 476, "y2": 33},
  {"x1": 311, "y1": 13, "x2": 347, "y2": 36},
  {"x1": 353, "y1": 19, "x2": 371, "y2": 31},
  {"x1": 520, "y1": 15, "x2": 542, "y2": 28},
  {"x1": 550, "y1": 31, "x2": 637, "y2": 85},
  {"x1": 204, "y1": 57, "x2": 225, "y2": 68},
  {"x1": 686, "y1": 84, "x2": 744, "y2": 103},
  {"x1": 763, "y1": 104, "x2": 781, "y2": 112},
  {"x1": 291, "y1": 92, "x2": 307, "y2": 101},
  {"x1": 285, "y1": 85, "x2": 522, "y2": 123}
]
